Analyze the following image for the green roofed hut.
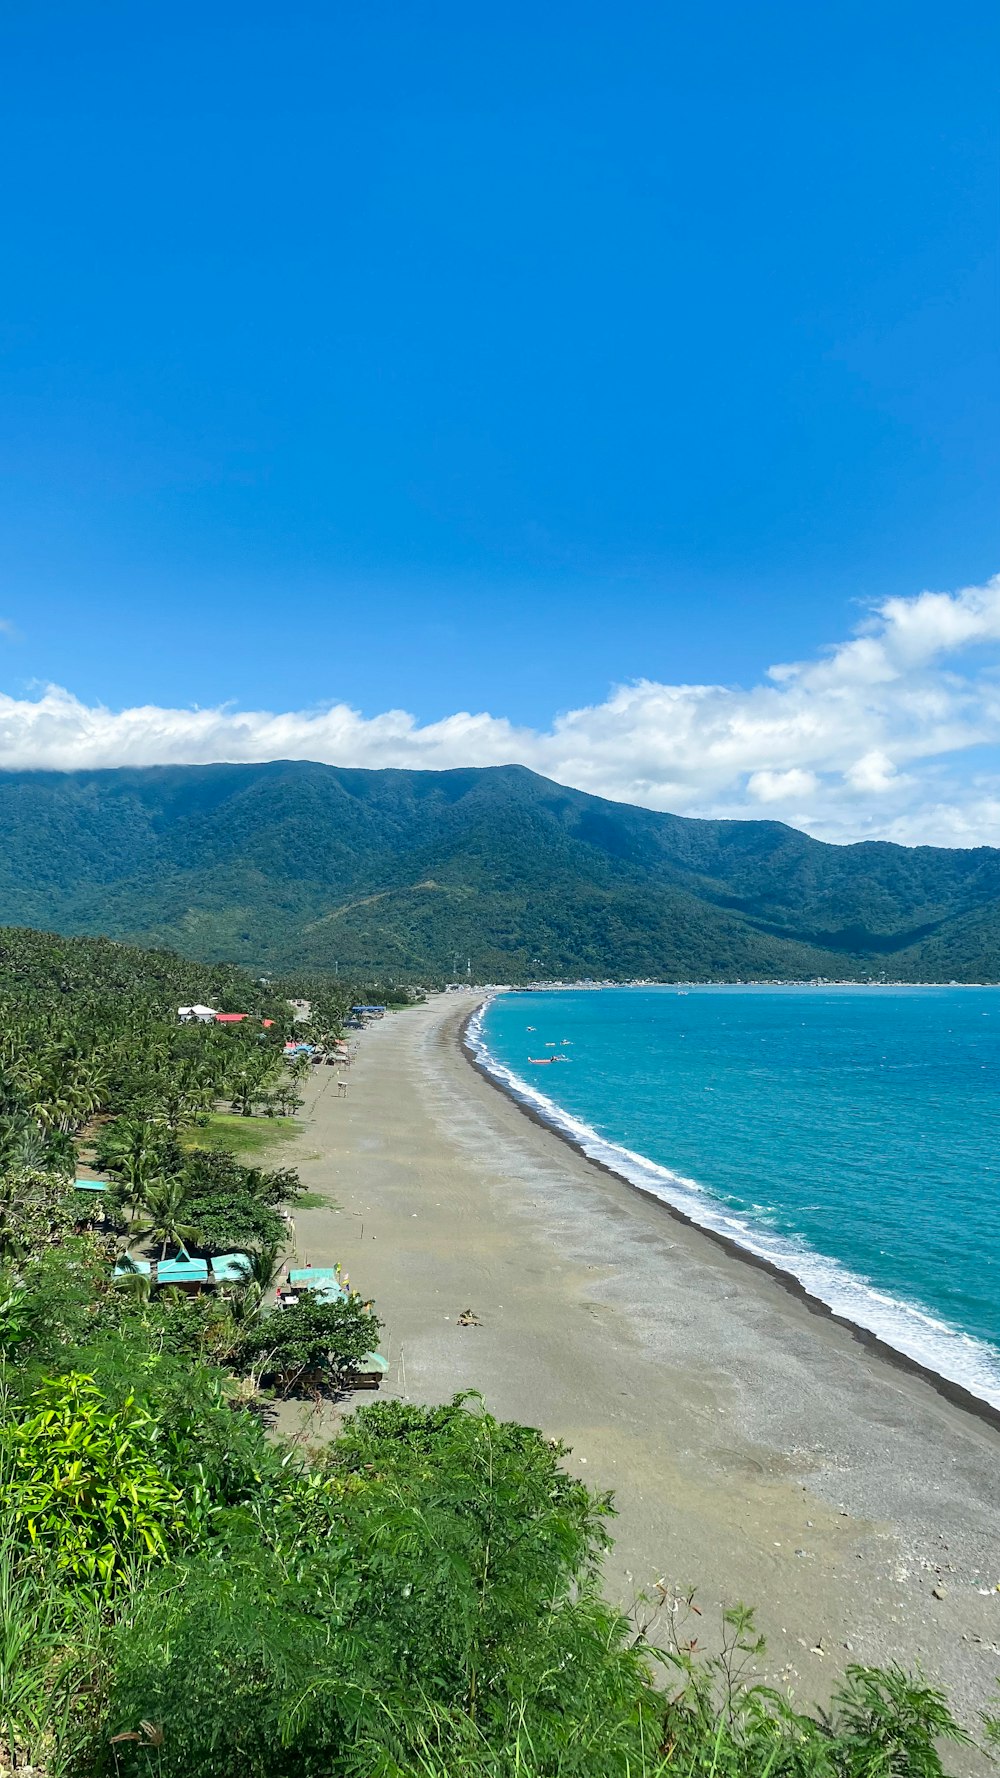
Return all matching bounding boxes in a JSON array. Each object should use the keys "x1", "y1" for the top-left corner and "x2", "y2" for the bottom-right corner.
[
  {"x1": 210, "y1": 1252, "x2": 252, "y2": 1285},
  {"x1": 113, "y1": 1256, "x2": 152, "y2": 1278},
  {"x1": 290, "y1": 1267, "x2": 346, "y2": 1299},
  {"x1": 157, "y1": 1253, "x2": 209, "y2": 1292},
  {"x1": 285, "y1": 1265, "x2": 347, "y2": 1307},
  {"x1": 349, "y1": 1351, "x2": 388, "y2": 1391},
  {"x1": 73, "y1": 1178, "x2": 106, "y2": 1192}
]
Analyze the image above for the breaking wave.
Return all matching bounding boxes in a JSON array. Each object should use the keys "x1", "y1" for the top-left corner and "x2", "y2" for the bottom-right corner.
[{"x1": 466, "y1": 997, "x2": 1000, "y2": 1413}]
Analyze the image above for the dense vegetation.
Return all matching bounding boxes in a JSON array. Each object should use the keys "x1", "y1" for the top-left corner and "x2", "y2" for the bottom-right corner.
[
  {"x1": 0, "y1": 925, "x2": 993, "y2": 1774},
  {"x1": 0, "y1": 762, "x2": 997, "y2": 980}
]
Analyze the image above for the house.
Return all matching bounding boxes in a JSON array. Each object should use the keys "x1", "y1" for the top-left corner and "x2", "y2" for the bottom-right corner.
[
  {"x1": 288, "y1": 1266, "x2": 346, "y2": 1302},
  {"x1": 178, "y1": 1004, "x2": 218, "y2": 1023},
  {"x1": 209, "y1": 1252, "x2": 253, "y2": 1286},
  {"x1": 113, "y1": 1256, "x2": 152, "y2": 1279},
  {"x1": 351, "y1": 1351, "x2": 389, "y2": 1390},
  {"x1": 215, "y1": 1012, "x2": 248, "y2": 1024},
  {"x1": 157, "y1": 1253, "x2": 209, "y2": 1292}
]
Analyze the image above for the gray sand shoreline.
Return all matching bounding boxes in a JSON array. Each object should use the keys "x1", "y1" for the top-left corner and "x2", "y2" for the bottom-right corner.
[
  {"x1": 461, "y1": 1002, "x2": 1000, "y2": 1437},
  {"x1": 285, "y1": 994, "x2": 1000, "y2": 1745}
]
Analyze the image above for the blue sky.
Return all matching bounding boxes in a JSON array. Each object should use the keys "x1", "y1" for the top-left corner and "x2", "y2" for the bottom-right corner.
[{"x1": 0, "y1": 1, "x2": 998, "y2": 841}]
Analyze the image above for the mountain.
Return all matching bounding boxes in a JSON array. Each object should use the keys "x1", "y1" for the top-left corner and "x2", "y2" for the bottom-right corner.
[{"x1": 0, "y1": 759, "x2": 998, "y2": 980}]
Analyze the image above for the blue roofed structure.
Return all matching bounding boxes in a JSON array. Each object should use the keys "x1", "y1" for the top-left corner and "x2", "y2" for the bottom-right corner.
[
  {"x1": 113, "y1": 1256, "x2": 152, "y2": 1277},
  {"x1": 289, "y1": 1266, "x2": 337, "y2": 1286},
  {"x1": 288, "y1": 1265, "x2": 347, "y2": 1302},
  {"x1": 209, "y1": 1252, "x2": 252, "y2": 1285},
  {"x1": 157, "y1": 1253, "x2": 209, "y2": 1289}
]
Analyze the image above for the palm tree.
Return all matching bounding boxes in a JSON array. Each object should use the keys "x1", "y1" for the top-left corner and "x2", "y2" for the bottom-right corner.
[
  {"x1": 0, "y1": 1115, "x2": 48, "y2": 1174},
  {"x1": 228, "y1": 1055, "x2": 277, "y2": 1118},
  {"x1": 99, "y1": 1116, "x2": 163, "y2": 1186},
  {"x1": 132, "y1": 1178, "x2": 198, "y2": 1261},
  {"x1": 113, "y1": 1256, "x2": 152, "y2": 1304},
  {"x1": 223, "y1": 1281, "x2": 264, "y2": 1334},
  {"x1": 221, "y1": 1240, "x2": 285, "y2": 1336},
  {"x1": 242, "y1": 1242, "x2": 284, "y2": 1294}
]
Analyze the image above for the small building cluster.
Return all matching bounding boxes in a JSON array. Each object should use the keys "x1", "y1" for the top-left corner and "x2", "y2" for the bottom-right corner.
[
  {"x1": 112, "y1": 1246, "x2": 250, "y2": 1291},
  {"x1": 178, "y1": 1007, "x2": 275, "y2": 1027}
]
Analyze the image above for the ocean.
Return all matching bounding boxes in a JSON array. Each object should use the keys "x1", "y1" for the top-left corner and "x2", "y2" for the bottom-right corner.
[{"x1": 471, "y1": 985, "x2": 1000, "y2": 1409}]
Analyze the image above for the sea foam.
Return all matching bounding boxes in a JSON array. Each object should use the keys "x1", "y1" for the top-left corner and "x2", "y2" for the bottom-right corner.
[{"x1": 467, "y1": 997, "x2": 1000, "y2": 1414}]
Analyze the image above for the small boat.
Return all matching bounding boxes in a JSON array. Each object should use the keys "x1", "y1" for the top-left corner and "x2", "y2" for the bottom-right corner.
[{"x1": 528, "y1": 1056, "x2": 556, "y2": 1064}]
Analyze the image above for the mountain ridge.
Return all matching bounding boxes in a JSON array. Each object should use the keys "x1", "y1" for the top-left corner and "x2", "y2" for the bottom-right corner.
[{"x1": 2, "y1": 759, "x2": 998, "y2": 979}]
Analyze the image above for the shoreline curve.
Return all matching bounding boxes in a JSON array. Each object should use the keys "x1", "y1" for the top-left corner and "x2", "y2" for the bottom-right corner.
[{"x1": 460, "y1": 1003, "x2": 1000, "y2": 1437}]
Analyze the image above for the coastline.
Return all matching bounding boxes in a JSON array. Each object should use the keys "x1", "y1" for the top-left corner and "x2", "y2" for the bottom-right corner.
[
  {"x1": 288, "y1": 994, "x2": 1000, "y2": 1745},
  {"x1": 461, "y1": 1000, "x2": 1000, "y2": 1433}
]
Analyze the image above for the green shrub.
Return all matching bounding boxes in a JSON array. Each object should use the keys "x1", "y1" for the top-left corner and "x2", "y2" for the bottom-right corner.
[
  {"x1": 101, "y1": 1395, "x2": 657, "y2": 1778},
  {"x1": 238, "y1": 1294, "x2": 381, "y2": 1393},
  {"x1": 1, "y1": 1371, "x2": 191, "y2": 1591}
]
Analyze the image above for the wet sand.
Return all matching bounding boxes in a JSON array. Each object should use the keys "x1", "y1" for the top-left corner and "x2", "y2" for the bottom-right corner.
[{"x1": 287, "y1": 995, "x2": 1000, "y2": 1739}]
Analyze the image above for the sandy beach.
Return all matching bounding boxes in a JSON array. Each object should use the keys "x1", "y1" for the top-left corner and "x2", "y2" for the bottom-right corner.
[{"x1": 287, "y1": 994, "x2": 1000, "y2": 1738}]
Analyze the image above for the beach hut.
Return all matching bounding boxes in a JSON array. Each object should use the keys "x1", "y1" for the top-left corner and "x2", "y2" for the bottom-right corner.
[
  {"x1": 313, "y1": 1283, "x2": 348, "y2": 1304},
  {"x1": 287, "y1": 1266, "x2": 348, "y2": 1305},
  {"x1": 113, "y1": 1256, "x2": 152, "y2": 1278},
  {"x1": 73, "y1": 1178, "x2": 106, "y2": 1193},
  {"x1": 289, "y1": 1266, "x2": 342, "y2": 1292},
  {"x1": 209, "y1": 1252, "x2": 253, "y2": 1286},
  {"x1": 157, "y1": 1253, "x2": 209, "y2": 1293},
  {"x1": 349, "y1": 1352, "x2": 389, "y2": 1390}
]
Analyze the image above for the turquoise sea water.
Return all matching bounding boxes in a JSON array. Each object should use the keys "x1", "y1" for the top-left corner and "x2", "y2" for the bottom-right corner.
[{"x1": 472, "y1": 986, "x2": 1000, "y2": 1407}]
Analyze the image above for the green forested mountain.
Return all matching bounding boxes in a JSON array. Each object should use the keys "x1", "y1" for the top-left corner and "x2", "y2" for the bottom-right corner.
[{"x1": 1, "y1": 759, "x2": 998, "y2": 979}]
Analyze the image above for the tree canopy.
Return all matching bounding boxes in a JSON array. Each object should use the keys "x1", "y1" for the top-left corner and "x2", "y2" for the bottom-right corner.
[{"x1": 0, "y1": 761, "x2": 994, "y2": 980}]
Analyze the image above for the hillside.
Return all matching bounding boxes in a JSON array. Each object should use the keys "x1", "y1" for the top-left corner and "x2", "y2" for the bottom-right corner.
[{"x1": 0, "y1": 760, "x2": 998, "y2": 979}]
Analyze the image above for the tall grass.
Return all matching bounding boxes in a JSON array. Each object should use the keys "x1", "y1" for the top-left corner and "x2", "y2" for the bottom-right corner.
[{"x1": 0, "y1": 1552, "x2": 106, "y2": 1777}]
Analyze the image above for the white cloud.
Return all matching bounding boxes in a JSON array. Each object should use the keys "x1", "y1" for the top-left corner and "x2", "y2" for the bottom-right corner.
[
  {"x1": 3, "y1": 573, "x2": 1000, "y2": 846},
  {"x1": 746, "y1": 768, "x2": 820, "y2": 803}
]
